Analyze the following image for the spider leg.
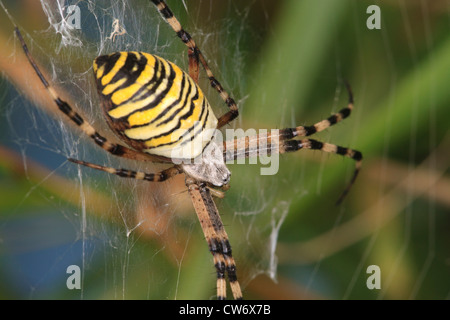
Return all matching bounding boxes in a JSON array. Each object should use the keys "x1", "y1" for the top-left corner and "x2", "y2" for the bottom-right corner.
[
  {"x1": 223, "y1": 133, "x2": 362, "y2": 204},
  {"x1": 68, "y1": 158, "x2": 182, "y2": 182},
  {"x1": 278, "y1": 82, "x2": 355, "y2": 140},
  {"x1": 206, "y1": 186, "x2": 226, "y2": 199},
  {"x1": 280, "y1": 138, "x2": 362, "y2": 204},
  {"x1": 150, "y1": 0, "x2": 239, "y2": 128},
  {"x1": 188, "y1": 47, "x2": 200, "y2": 83},
  {"x1": 14, "y1": 27, "x2": 167, "y2": 164},
  {"x1": 186, "y1": 178, "x2": 243, "y2": 300},
  {"x1": 223, "y1": 82, "x2": 361, "y2": 203}
]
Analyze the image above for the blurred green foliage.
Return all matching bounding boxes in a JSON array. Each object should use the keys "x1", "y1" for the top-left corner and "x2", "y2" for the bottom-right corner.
[{"x1": 0, "y1": 0, "x2": 449, "y2": 300}]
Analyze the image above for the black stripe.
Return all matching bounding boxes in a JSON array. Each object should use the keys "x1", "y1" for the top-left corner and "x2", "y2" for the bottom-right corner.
[
  {"x1": 141, "y1": 100, "x2": 197, "y2": 148},
  {"x1": 55, "y1": 98, "x2": 84, "y2": 126},
  {"x1": 221, "y1": 239, "x2": 232, "y2": 256},
  {"x1": 229, "y1": 109, "x2": 239, "y2": 120},
  {"x1": 149, "y1": 70, "x2": 189, "y2": 126},
  {"x1": 283, "y1": 140, "x2": 302, "y2": 152},
  {"x1": 158, "y1": 171, "x2": 167, "y2": 181},
  {"x1": 209, "y1": 77, "x2": 221, "y2": 91},
  {"x1": 108, "y1": 52, "x2": 147, "y2": 93},
  {"x1": 214, "y1": 261, "x2": 226, "y2": 279},
  {"x1": 227, "y1": 267, "x2": 238, "y2": 283},
  {"x1": 160, "y1": 6, "x2": 173, "y2": 19},
  {"x1": 116, "y1": 168, "x2": 136, "y2": 178},
  {"x1": 126, "y1": 56, "x2": 176, "y2": 119},
  {"x1": 152, "y1": 0, "x2": 174, "y2": 20},
  {"x1": 177, "y1": 111, "x2": 205, "y2": 147},
  {"x1": 336, "y1": 146, "x2": 348, "y2": 155},
  {"x1": 139, "y1": 104, "x2": 200, "y2": 152},
  {"x1": 280, "y1": 128, "x2": 296, "y2": 140},
  {"x1": 303, "y1": 125, "x2": 317, "y2": 136},
  {"x1": 308, "y1": 139, "x2": 323, "y2": 150},
  {"x1": 225, "y1": 97, "x2": 235, "y2": 107},
  {"x1": 143, "y1": 79, "x2": 202, "y2": 146},
  {"x1": 178, "y1": 98, "x2": 208, "y2": 147},
  {"x1": 220, "y1": 239, "x2": 238, "y2": 283},
  {"x1": 55, "y1": 98, "x2": 71, "y2": 115},
  {"x1": 352, "y1": 150, "x2": 363, "y2": 161},
  {"x1": 108, "y1": 144, "x2": 126, "y2": 156},
  {"x1": 144, "y1": 173, "x2": 156, "y2": 181},
  {"x1": 94, "y1": 52, "x2": 121, "y2": 80},
  {"x1": 339, "y1": 107, "x2": 351, "y2": 119},
  {"x1": 176, "y1": 30, "x2": 192, "y2": 44},
  {"x1": 152, "y1": 73, "x2": 197, "y2": 129},
  {"x1": 201, "y1": 100, "x2": 212, "y2": 131},
  {"x1": 91, "y1": 132, "x2": 106, "y2": 147},
  {"x1": 208, "y1": 234, "x2": 220, "y2": 253},
  {"x1": 327, "y1": 114, "x2": 338, "y2": 125},
  {"x1": 110, "y1": 55, "x2": 164, "y2": 112}
]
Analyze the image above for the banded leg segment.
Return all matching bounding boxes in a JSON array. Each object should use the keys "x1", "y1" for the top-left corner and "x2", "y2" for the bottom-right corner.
[
  {"x1": 150, "y1": 0, "x2": 239, "y2": 128},
  {"x1": 15, "y1": 27, "x2": 167, "y2": 163},
  {"x1": 186, "y1": 178, "x2": 242, "y2": 300},
  {"x1": 281, "y1": 138, "x2": 362, "y2": 204},
  {"x1": 223, "y1": 132, "x2": 362, "y2": 204},
  {"x1": 68, "y1": 158, "x2": 182, "y2": 182},
  {"x1": 279, "y1": 82, "x2": 355, "y2": 140},
  {"x1": 188, "y1": 47, "x2": 200, "y2": 83}
]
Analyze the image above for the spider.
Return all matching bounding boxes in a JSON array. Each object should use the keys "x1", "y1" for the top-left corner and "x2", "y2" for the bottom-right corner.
[{"x1": 14, "y1": 0, "x2": 362, "y2": 300}]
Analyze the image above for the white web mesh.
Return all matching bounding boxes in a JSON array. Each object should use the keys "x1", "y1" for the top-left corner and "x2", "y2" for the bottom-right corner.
[{"x1": 0, "y1": 0, "x2": 448, "y2": 300}]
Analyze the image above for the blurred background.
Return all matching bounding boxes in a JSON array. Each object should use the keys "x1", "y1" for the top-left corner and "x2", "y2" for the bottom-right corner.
[{"x1": 0, "y1": 0, "x2": 448, "y2": 299}]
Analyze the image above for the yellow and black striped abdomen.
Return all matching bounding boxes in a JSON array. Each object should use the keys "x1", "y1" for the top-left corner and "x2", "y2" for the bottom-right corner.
[{"x1": 93, "y1": 51, "x2": 218, "y2": 160}]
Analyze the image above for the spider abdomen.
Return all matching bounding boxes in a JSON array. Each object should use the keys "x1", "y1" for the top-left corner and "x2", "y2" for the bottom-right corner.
[{"x1": 93, "y1": 51, "x2": 218, "y2": 160}]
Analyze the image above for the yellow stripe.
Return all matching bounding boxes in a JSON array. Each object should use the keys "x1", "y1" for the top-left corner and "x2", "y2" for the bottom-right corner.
[
  {"x1": 111, "y1": 82, "x2": 144, "y2": 107},
  {"x1": 95, "y1": 50, "x2": 219, "y2": 159},
  {"x1": 102, "y1": 77, "x2": 127, "y2": 95},
  {"x1": 133, "y1": 51, "x2": 142, "y2": 60},
  {"x1": 127, "y1": 61, "x2": 184, "y2": 127},
  {"x1": 143, "y1": 95, "x2": 204, "y2": 148},
  {"x1": 108, "y1": 80, "x2": 164, "y2": 119},
  {"x1": 151, "y1": 74, "x2": 193, "y2": 128},
  {"x1": 125, "y1": 91, "x2": 204, "y2": 143},
  {"x1": 101, "y1": 52, "x2": 127, "y2": 86},
  {"x1": 94, "y1": 63, "x2": 105, "y2": 79},
  {"x1": 109, "y1": 54, "x2": 158, "y2": 107},
  {"x1": 108, "y1": 55, "x2": 164, "y2": 118}
]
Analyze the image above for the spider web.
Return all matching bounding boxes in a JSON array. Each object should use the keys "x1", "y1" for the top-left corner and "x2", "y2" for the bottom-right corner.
[{"x1": 0, "y1": 0, "x2": 449, "y2": 300}]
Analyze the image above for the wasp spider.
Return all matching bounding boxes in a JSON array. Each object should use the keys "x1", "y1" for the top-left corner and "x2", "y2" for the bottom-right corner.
[{"x1": 14, "y1": 0, "x2": 362, "y2": 300}]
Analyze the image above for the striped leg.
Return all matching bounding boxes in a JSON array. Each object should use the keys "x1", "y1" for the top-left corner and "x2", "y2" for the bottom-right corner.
[
  {"x1": 188, "y1": 47, "x2": 200, "y2": 83},
  {"x1": 280, "y1": 139, "x2": 362, "y2": 204},
  {"x1": 223, "y1": 133, "x2": 362, "y2": 205},
  {"x1": 15, "y1": 27, "x2": 167, "y2": 164},
  {"x1": 186, "y1": 178, "x2": 243, "y2": 300},
  {"x1": 222, "y1": 82, "x2": 361, "y2": 203},
  {"x1": 279, "y1": 82, "x2": 355, "y2": 140},
  {"x1": 151, "y1": 0, "x2": 239, "y2": 128},
  {"x1": 68, "y1": 158, "x2": 182, "y2": 182}
]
